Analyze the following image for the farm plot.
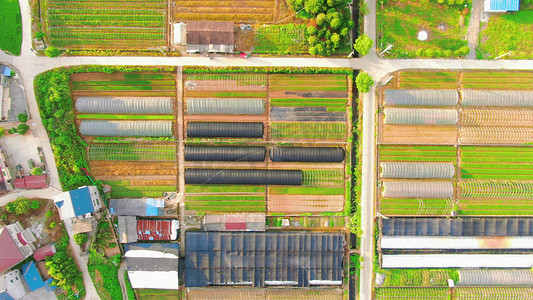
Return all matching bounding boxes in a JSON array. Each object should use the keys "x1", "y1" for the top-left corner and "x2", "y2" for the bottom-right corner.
[
  {"x1": 394, "y1": 71, "x2": 459, "y2": 89},
  {"x1": 253, "y1": 24, "x2": 308, "y2": 54},
  {"x1": 44, "y1": 0, "x2": 167, "y2": 49},
  {"x1": 268, "y1": 186, "x2": 345, "y2": 213},
  {"x1": 88, "y1": 143, "x2": 176, "y2": 161},
  {"x1": 374, "y1": 287, "x2": 450, "y2": 300},
  {"x1": 185, "y1": 185, "x2": 266, "y2": 213},
  {"x1": 461, "y1": 71, "x2": 533, "y2": 89},
  {"x1": 460, "y1": 146, "x2": 533, "y2": 180},
  {"x1": 454, "y1": 287, "x2": 533, "y2": 300},
  {"x1": 379, "y1": 269, "x2": 450, "y2": 287},
  {"x1": 174, "y1": 0, "x2": 276, "y2": 23}
]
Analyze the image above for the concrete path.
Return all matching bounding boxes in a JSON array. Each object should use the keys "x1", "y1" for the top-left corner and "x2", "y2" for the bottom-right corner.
[
  {"x1": 118, "y1": 262, "x2": 128, "y2": 300},
  {"x1": 466, "y1": 0, "x2": 483, "y2": 59}
]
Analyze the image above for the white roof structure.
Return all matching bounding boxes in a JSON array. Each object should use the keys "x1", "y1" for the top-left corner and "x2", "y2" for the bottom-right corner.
[
  {"x1": 173, "y1": 23, "x2": 186, "y2": 45},
  {"x1": 125, "y1": 244, "x2": 179, "y2": 290},
  {"x1": 127, "y1": 271, "x2": 179, "y2": 290},
  {"x1": 381, "y1": 236, "x2": 533, "y2": 249},
  {"x1": 382, "y1": 254, "x2": 533, "y2": 268}
]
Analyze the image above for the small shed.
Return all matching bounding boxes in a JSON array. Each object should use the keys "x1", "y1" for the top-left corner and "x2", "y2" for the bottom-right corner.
[
  {"x1": 13, "y1": 176, "x2": 48, "y2": 189},
  {"x1": 485, "y1": 0, "x2": 519, "y2": 12},
  {"x1": 33, "y1": 245, "x2": 56, "y2": 262},
  {"x1": 186, "y1": 21, "x2": 235, "y2": 53},
  {"x1": 117, "y1": 216, "x2": 138, "y2": 244},
  {"x1": 203, "y1": 214, "x2": 266, "y2": 231}
]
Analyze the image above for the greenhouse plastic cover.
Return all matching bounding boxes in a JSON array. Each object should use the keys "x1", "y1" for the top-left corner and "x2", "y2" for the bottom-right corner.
[
  {"x1": 384, "y1": 89, "x2": 459, "y2": 106},
  {"x1": 270, "y1": 147, "x2": 345, "y2": 162},
  {"x1": 383, "y1": 108, "x2": 458, "y2": 125},
  {"x1": 76, "y1": 97, "x2": 173, "y2": 114},
  {"x1": 380, "y1": 236, "x2": 533, "y2": 249},
  {"x1": 184, "y1": 145, "x2": 266, "y2": 161},
  {"x1": 79, "y1": 120, "x2": 172, "y2": 137},
  {"x1": 382, "y1": 254, "x2": 533, "y2": 268},
  {"x1": 382, "y1": 217, "x2": 533, "y2": 236},
  {"x1": 382, "y1": 180, "x2": 454, "y2": 199},
  {"x1": 185, "y1": 169, "x2": 302, "y2": 185},
  {"x1": 187, "y1": 122, "x2": 264, "y2": 138},
  {"x1": 380, "y1": 162, "x2": 455, "y2": 179},
  {"x1": 185, "y1": 231, "x2": 344, "y2": 287},
  {"x1": 186, "y1": 98, "x2": 265, "y2": 115},
  {"x1": 462, "y1": 90, "x2": 533, "y2": 107},
  {"x1": 458, "y1": 269, "x2": 533, "y2": 286}
]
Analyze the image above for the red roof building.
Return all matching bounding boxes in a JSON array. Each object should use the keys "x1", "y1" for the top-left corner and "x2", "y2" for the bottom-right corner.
[
  {"x1": 33, "y1": 244, "x2": 56, "y2": 261},
  {"x1": 0, "y1": 223, "x2": 36, "y2": 273},
  {"x1": 136, "y1": 220, "x2": 179, "y2": 241},
  {"x1": 13, "y1": 175, "x2": 48, "y2": 189}
]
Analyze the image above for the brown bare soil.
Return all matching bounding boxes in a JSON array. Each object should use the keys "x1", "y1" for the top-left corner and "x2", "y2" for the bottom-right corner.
[
  {"x1": 89, "y1": 161, "x2": 177, "y2": 176},
  {"x1": 269, "y1": 91, "x2": 348, "y2": 98},
  {"x1": 268, "y1": 195, "x2": 344, "y2": 213},
  {"x1": 460, "y1": 109, "x2": 533, "y2": 127},
  {"x1": 173, "y1": 0, "x2": 276, "y2": 24},
  {"x1": 188, "y1": 288, "x2": 342, "y2": 300},
  {"x1": 381, "y1": 125, "x2": 457, "y2": 144},
  {"x1": 235, "y1": 29, "x2": 255, "y2": 52},
  {"x1": 104, "y1": 245, "x2": 120, "y2": 257},
  {"x1": 459, "y1": 127, "x2": 533, "y2": 144},
  {"x1": 97, "y1": 175, "x2": 177, "y2": 181},
  {"x1": 184, "y1": 80, "x2": 267, "y2": 92}
]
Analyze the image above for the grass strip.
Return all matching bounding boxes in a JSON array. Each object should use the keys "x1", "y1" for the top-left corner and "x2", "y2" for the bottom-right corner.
[
  {"x1": 270, "y1": 98, "x2": 346, "y2": 103},
  {"x1": 379, "y1": 145, "x2": 456, "y2": 151},
  {"x1": 123, "y1": 73, "x2": 174, "y2": 80},
  {"x1": 186, "y1": 195, "x2": 265, "y2": 201}
]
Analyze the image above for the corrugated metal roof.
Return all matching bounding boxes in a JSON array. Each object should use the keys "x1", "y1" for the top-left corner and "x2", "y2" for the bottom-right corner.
[
  {"x1": 136, "y1": 220, "x2": 178, "y2": 241},
  {"x1": 382, "y1": 217, "x2": 533, "y2": 236},
  {"x1": 76, "y1": 97, "x2": 174, "y2": 114},
  {"x1": 487, "y1": 0, "x2": 520, "y2": 11},
  {"x1": 380, "y1": 236, "x2": 533, "y2": 249},
  {"x1": 458, "y1": 269, "x2": 533, "y2": 286},
  {"x1": 109, "y1": 198, "x2": 165, "y2": 216},
  {"x1": 125, "y1": 257, "x2": 179, "y2": 272},
  {"x1": 384, "y1": 108, "x2": 458, "y2": 125},
  {"x1": 187, "y1": 122, "x2": 264, "y2": 138},
  {"x1": 184, "y1": 145, "x2": 266, "y2": 161},
  {"x1": 382, "y1": 254, "x2": 533, "y2": 268},
  {"x1": 462, "y1": 90, "x2": 533, "y2": 107},
  {"x1": 185, "y1": 231, "x2": 344, "y2": 287},
  {"x1": 380, "y1": 162, "x2": 455, "y2": 179},
  {"x1": 270, "y1": 147, "x2": 345, "y2": 163},
  {"x1": 186, "y1": 21, "x2": 234, "y2": 45},
  {"x1": 384, "y1": 89, "x2": 458, "y2": 106},
  {"x1": 203, "y1": 214, "x2": 266, "y2": 231},
  {"x1": 117, "y1": 216, "x2": 138, "y2": 244},
  {"x1": 69, "y1": 187, "x2": 95, "y2": 216},
  {"x1": 79, "y1": 120, "x2": 173, "y2": 137},
  {"x1": 186, "y1": 98, "x2": 265, "y2": 115},
  {"x1": 382, "y1": 181, "x2": 454, "y2": 199},
  {"x1": 185, "y1": 169, "x2": 302, "y2": 185}
]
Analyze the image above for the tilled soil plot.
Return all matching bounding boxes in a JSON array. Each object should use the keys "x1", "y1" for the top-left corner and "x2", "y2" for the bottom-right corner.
[{"x1": 89, "y1": 161, "x2": 177, "y2": 176}]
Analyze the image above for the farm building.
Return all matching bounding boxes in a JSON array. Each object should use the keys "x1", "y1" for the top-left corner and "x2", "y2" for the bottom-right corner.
[
  {"x1": 136, "y1": 219, "x2": 179, "y2": 241},
  {"x1": 202, "y1": 214, "x2": 266, "y2": 231},
  {"x1": 485, "y1": 0, "x2": 520, "y2": 12},
  {"x1": 110, "y1": 198, "x2": 165, "y2": 216},
  {"x1": 13, "y1": 175, "x2": 48, "y2": 189},
  {"x1": 187, "y1": 122, "x2": 264, "y2": 138},
  {"x1": 21, "y1": 261, "x2": 54, "y2": 294},
  {"x1": 186, "y1": 98, "x2": 265, "y2": 115},
  {"x1": 173, "y1": 23, "x2": 186, "y2": 44},
  {"x1": 185, "y1": 232, "x2": 344, "y2": 287},
  {"x1": 382, "y1": 254, "x2": 533, "y2": 268},
  {"x1": 184, "y1": 145, "x2": 266, "y2": 161},
  {"x1": 125, "y1": 243, "x2": 179, "y2": 290},
  {"x1": 383, "y1": 89, "x2": 458, "y2": 106},
  {"x1": 33, "y1": 244, "x2": 56, "y2": 262},
  {"x1": 0, "y1": 270, "x2": 28, "y2": 299},
  {"x1": 185, "y1": 21, "x2": 235, "y2": 53},
  {"x1": 383, "y1": 108, "x2": 458, "y2": 125},
  {"x1": 270, "y1": 147, "x2": 345, "y2": 162},
  {"x1": 79, "y1": 120, "x2": 173, "y2": 137},
  {"x1": 457, "y1": 269, "x2": 533, "y2": 286},
  {"x1": 462, "y1": 90, "x2": 533, "y2": 107},
  {"x1": 381, "y1": 181, "x2": 454, "y2": 198},
  {"x1": 117, "y1": 216, "x2": 138, "y2": 244},
  {"x1": 75, "y1": 97, "x2": 174, "y2": 114},
  {"x1": 0, "y1": 222, "x2": 36, "y2": 273},
  {"x1": 380, "y1": 162, "x2": 455, "y2": 179},
  {"x1": 185, "y1": 169, "x2": 302, "y2": 185},
  {"x1": 54, "y1": 186, "x2": 102, "y2": 220}
]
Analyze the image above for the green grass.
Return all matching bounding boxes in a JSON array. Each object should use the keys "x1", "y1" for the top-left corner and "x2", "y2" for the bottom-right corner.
[
  {"x1": 88, "y1": 253, "x2": 123, "y2": 300},
  {"x1": 270, "y1": 122, "x2": 346, "y2": 139},
  {"x1": 269, "y1": 86, "x2": 346, "y2": 91},
  {"x1": 124, "y1": 272, "x2": 135, "y2": 300},
  {"x1": 110, "y1": 185, "x2": 175, "y2": 198},
  {"x1": 400, "y1": 71, "x2": 458, "y2": 78},
  {"x1": 123, "y1": 73, "x2": 174, "y2": 80},
  {"x1": 302, "y1": 169, "x2": 344, "y2": 186},
  {"x1": 89, "y1": 144, "x2": 176, "y2": 161},
  {"x1": 137, "y1": 289, "x2": 182, "y2": 300},
  {"x1": 185, "y1": 185, "x2": 265, "y2": 194},
  {"x1": 460, "y1": 146, "x2": 533, "y2": 179},
  {"x1": 78, "y1": 114, "x2": 174, "y2": 120},
  {"x1": 478, "y1": 7, "x2": 533, "y2": 59},
  {"x1": 269, "y1": 186, "x2": 344, "y2": 195},
  {"x1": 0, "y1": 0, "x2": 22, "y2": 55},
  {"x1": 379, "y1": 145, "x2": 457, "y2": 162},
  {"x1": 253, "y1": 24, "x2": 308, "y2": 54},
  {"x1": 377, "y1": 0, "x2": 468, "y2": 58},
  {"x1": 379, "y1": 198, "x2": 454, "y2": 215},
  {"x1": 72, "y1": 80, "x2": 175, "y2": 86}
]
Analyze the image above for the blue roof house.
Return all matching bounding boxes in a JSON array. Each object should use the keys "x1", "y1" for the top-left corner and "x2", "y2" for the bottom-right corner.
[
  {"x1": 485, "y1": 0, "x2": 520, "y2": 12},
  {"x1": 54, "y1": 186, "x2": 102, "y2": 220}
]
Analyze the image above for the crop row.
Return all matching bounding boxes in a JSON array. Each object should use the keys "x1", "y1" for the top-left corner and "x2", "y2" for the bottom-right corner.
[
  {"x1": 375, "y1": 287, "x2": 533, "y2": 299},
  {"x1": 50, "y1": 29, "x2": 164, "y2": 41},
  {"x1": 88, "y1": 143, "x2": 176, "y2": 161},
  {"x1": 302, "y1": 170, "x2": 344, "y2": 186},
  {"x1": 72, "y1": 80, "x2": 175, "y2": 86},
  {"x1": 379, "y1": 198, "x2": 454, "y2": 216},
  {"x1": 270, "y1": 122, "x2": 346, "y2": 139},
  {"x1": 185, "y1": 195, "x2": 266, "y2": 213}
]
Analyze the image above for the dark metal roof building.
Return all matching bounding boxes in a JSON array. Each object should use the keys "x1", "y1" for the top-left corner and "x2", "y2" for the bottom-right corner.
[
  {"x1": 185, "y1": 169, "x2": 302, "y2": 185},
  {"x1": 187, "y1": 122, "x2": 263, "y2": 138},
  {"x1": 270, "y1": 147, "x2": 345, "y2": 162},
  {"x1": 185, "y1": 232, "x2": 345, "y2": 287},
  {"x1": 185, "y1": 145, "x2": 266, "y2": 161}
]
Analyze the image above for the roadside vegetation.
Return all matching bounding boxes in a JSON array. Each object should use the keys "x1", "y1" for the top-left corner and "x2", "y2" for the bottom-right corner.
[
  {"x1": 478, "y1": 0, "x2": 533, "y2": 59},
  {"x1": 0, "y1": 0, "x2": 22, "y2": 55},
  {"x1": 377, "y1": 0, "x2": 470, "y2": 58}
]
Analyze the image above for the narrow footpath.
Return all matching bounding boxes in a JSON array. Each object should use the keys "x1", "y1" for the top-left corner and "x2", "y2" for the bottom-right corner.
[{"x1": 466, "y1": 0, "x2": 484, "y2": 59}]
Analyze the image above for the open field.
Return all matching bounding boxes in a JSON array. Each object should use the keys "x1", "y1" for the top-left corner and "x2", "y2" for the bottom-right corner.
[
  {"x1": 375, "y1": 287, "x2": 450, "y2": 299},
  {"x1": 379, "y1": 269, "x2": 450, "y2": 287},
  {"x1": 0, "y1": 0, "x2": 22, "y2": 55},
  {"x1": 253, "y1": 24, "x2": 308, "y2": 54},
  {"x1": 43, "y1": 0, "x2": 167, "y2": 49},
  {"x1": 377, "y1": 0, "x2": 469, "y2": 58}
]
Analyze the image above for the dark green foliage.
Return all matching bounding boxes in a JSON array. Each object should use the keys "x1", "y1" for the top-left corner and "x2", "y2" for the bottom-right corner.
[
  {"x1": 31, "y1": 167, "x2": 43, "y2": 175},
  {"x1": 30, "y1": 200, "x2": 40, "y2": 210},
  {"x1": 17, "y1": 112, "x2": 28, "y2": 123},
  {"x1": 0, "y1": 0, "x2": 22, "y2": 55},
  {"x1": 45, "y1": 234, "x2": 85, "y2": 296},
  {"x1": 17, "y1": 123, "x2": 29, "y2": 134},
  {"x1": 45, "y1": 47, "x2": 62, "y2": 58},
  {"x1": 354, "y1": 34, "x2": 373, "y2": 56},
  {"x1": 88, "y1": 251, "x2": 123, "y2": 300},
  {"x1": 5, "y1": 197, "x2": 37, "y2": 215},
  {"x1": 8, "y1": 128, "x2": 17, "y2": 134},
  {"x1": 355, "y1": 72, "x2": 373, "y2": 93},
  {"x1": 74, "y1": 233, "x2": 88, "y2": 246}
]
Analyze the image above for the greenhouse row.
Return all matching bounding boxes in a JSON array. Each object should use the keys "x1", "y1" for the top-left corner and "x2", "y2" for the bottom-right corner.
[
  {"x1": 380, "y1": 162, "x2": 455, "y2": 179},
  {"x1": 270, "y1": 107, "x2": 346, "y2": 122},
  {"x1": 184, "y1": 146, "x2": 345, "y2": 162},
  {"x1": 462, "y1": 90, "x2": 533, "y2": 107},
  {"x1": 187, "y1": 122, "x2": 264, "y2": 138},
  {"x1": 76, "y1": 97, "x2": 174, "y2": 114},
  {"x1": 382, "y1": 254, "x2": 533, "y2": 268},
  {"x1": 457, "y1": 269, "x2": 533, "y2": 286},
  {"x1": 383, "y1": 108, "x2": 458, "y2": 125},
  {"x1": 185, "y1": 98, "x2": 265, "y2": 115},
  {"x1": 384, "y1": 89, "x2": 459, "y2": 106},
  {"x1": 79, "y1": 120, "x2": 173, "y2": 137},
  {"x1": 381, "y1": 181, "x2": 454, "y2": 199},
  {"x1": 184, "y1": 169, "x2": 302, "y2": 185}
]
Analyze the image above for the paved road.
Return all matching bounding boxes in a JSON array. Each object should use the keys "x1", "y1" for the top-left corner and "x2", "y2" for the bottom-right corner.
[{"x1": 1, "y1": 0, "x2": 533, "y2": 299}]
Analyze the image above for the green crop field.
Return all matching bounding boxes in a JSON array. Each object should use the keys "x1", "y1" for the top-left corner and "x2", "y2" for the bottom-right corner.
[
  {"x1": 88, "y1": 143, "x2": 176, "y2": 161},
  {"x1": 269, "y1": 186, "x2": 344, "y2": 195},
  {"x1": 379, "y1": 145, "x2": 457, "y2": 162},
  {"x1": 380, "y1": 198, "x2": 454, "y2": 216},
  {"x1": 0, "y1": 0, "x2": 22, "y2": 55},
  {"x1": 460, "y1": 146, "x2": 533, "y2": 180},
  {"x1": 185, "y1": 185, "x2": 265, "y2": 194},
  {"x1": 458, "y1": 199, "x2": 533, "y2": 215},
  {"x1": 302, "y1": 169, "x2": 344, "y2": 186},
  {"x1": 374, "y1": 287, "x2": 450, "y2": 300},
  {"x1": 254, "y1": 24, "x2": 308, "y2": 54},
  {"x1": 109, "y1": 185, "x2": 175, "y2": 198},
  {"x1": 43, "y1": 0, "x2": 167, "y2": 49},
  {"x1": 185, "y1": 195, "x2": 266, "y2": 213},
  {"x1": 271, "y1": 122, "x2": 346, "y2": 139},
  {"x1": 380, "y1": 269, "x2": 450, "y2": 287}
]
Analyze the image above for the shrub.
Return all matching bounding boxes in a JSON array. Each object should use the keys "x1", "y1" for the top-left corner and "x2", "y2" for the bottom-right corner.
[
  {"x1": 458, "y1": 46, "x2": 470, "y2": 55},
  {"x1": 354, "y1": 34, "x2": 373, "y2": 56},
  {"x1": 17, "y1": 123, "x2": 29, "y2": 135},
  {"x1": 45, "y1": 47, "x2": 61, "y2": 58},
  {"x1": 434, "y1": 49, "x2": 442, "y2": 57},
  {"x1": 31, "y1": 167, "x2": 43, "y2": 175},
  {"x1": 8, "y1": 128, "x2": 17, "y2": 134},
  {"x1": 45, "y1": 210, "x2": 53, "y2": 218},
  {"x1": 74, "y1": 233, "x2": 89, "y2": 246},
  {"x1": 305, "y1": 0, "x2": 327, "y2": 14},
  {"x1": 415, "y1": 49, "x2": 424, "y2": 57},
  {"x1": 36, "y1": 32, "x2": 45, "y2": 39},
  {"x1": 307, "y1": 25, "x2": 318, "y2": 35},
  {"x1": 443, "y1": 49, "x2": 453, "y2": 57},
  {"x1": 49, "y1": 222, "x2": 57, "y2": 229},
  {"x1": 425, "y1": 48, "x2": 435, "y2": 58},
  {"x1": 17, "y1": 112, "x2": 28, "y2": 123},
  {"x1": 30, "y1": 200, "x2": 40, "y2": 210},
  {"x1": 355, "y1": 72, "x2": 374, "y2": 93},
  {"x1": 0, "y1": 127, "x2": 4, "y2": 138},
  {"x1": 5, "y1": 197, "x2": 33, "y2": 215},
  {"x1": 309, "y1": 46, "x2": 318, "y2": 55}
]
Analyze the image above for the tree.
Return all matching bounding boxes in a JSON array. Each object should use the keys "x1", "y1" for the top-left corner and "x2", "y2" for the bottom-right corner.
[
  {"x1": 355, "y1": 72, "x2": 374, "y2": 93},
  {"x1": 45, "y1": 47, "x2": 61, "y2": 58},
  {"x1": 307, "y1": 25, "x2": 318, "y2": 35},
  {"x1": 309, "y1": 46, "x2": 318, "y2": 55},
  {"x1": 18, "y1": 112, "x2": 28, "y2": 123},
  {"x1": 74, "y1": 233, "x2": 89, "y2": 246},
  {"x1": 354, "y1": 34, "x2": 373, "y2": 56},
  {"x1": 331, "y1": 33, "x2": 341, "y2": 47},
  {"x1": 17, "y1": 123, "x2": 30, "y2": 135},
  {"x1": 316, "y1": 13, "x2": 327, "y2": 27},
  {"x1": 308, "y1": 35, "x2": 319, "y2": 45},
  {"x1": 305, "y1": 0, "x2": 326, "y2": 14},
  {"x1": 0, "y1": 127, "x2": 5, "y2": 138},
  {"x1": 330, "y1": 17, "x2": 343, "y2": 29}
]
